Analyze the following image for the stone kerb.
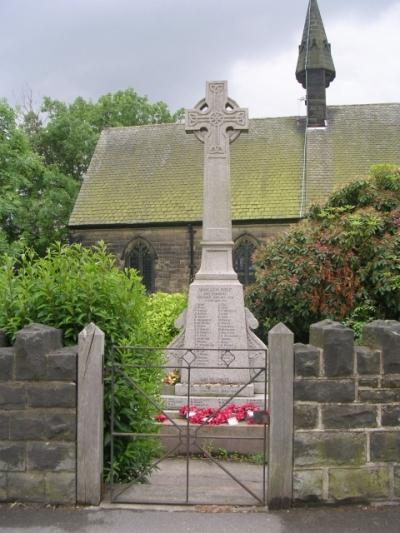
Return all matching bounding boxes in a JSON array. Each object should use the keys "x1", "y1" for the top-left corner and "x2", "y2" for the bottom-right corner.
[
  {"x1": 293, "y1": 319, "x2": 400, "y2": 504},
  {"x1": 0, "y1": 324, "x2": 77, "y2": 504}
]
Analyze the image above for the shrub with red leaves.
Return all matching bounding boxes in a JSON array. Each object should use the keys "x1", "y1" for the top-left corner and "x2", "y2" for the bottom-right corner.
[{"x1": 247, "y1": 165, "x2": 400, "y2": 342}]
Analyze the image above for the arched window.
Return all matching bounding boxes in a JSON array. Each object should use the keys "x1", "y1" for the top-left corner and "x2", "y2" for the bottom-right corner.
[
  {"x1": 124, "y1": 238, "x2": 156, "y2": 293},
  {"x1": 233, "y1": 235, "x2": 258, "y2": 287}
]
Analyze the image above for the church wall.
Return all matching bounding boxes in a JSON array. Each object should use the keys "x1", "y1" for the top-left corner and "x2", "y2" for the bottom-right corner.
[
  {"x1": 70, "y1": 221, "x2": 293, "y2": 293},
  {"x1": 232, "y1": 222, "x2": 292, "y2": 245}
]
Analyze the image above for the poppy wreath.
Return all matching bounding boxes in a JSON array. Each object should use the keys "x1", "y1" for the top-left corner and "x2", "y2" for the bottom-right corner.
[{"x1": 155, "y1": 403, "x2": 263, "y2": 425}]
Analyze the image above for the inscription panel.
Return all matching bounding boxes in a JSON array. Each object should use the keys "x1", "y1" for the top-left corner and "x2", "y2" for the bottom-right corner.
[
  {"x1": 193, "y1": 287, "x2": 243, "y2": 350},
  {"x1": 182, "y1": 283, "x2": 250, "y2": 386}
]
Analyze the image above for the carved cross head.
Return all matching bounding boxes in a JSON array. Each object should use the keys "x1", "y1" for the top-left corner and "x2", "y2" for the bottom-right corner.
[{"x1": 185, "y1": 81, "x2": 249, "y2": 156}]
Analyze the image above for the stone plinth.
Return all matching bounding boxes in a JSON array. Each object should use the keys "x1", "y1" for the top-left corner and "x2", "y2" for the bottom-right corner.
[{"x1": 168, "y1": 279, "x2": 266, "y2": 395}]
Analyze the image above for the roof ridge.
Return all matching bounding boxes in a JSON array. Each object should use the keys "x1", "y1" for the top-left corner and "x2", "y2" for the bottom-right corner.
[
  {"x1": 328, "y1": 102, "x2": 400, "y2": 109},
  {"x1": 98, "y1": 104, "x2": 400, "y2": 133},
  {"x1": 102, "y1": 122, "x2": 183, "y2": 132}
]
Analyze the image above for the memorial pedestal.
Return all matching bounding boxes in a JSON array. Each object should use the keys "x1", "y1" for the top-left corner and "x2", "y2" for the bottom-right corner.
[{"x1": 168, "y1": 278, "x2": 266, "y2": 397}]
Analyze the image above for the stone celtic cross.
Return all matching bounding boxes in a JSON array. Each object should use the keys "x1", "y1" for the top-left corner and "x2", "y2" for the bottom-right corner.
[
  {"x1": 186, "y1": 81, "x2": 248, "y2": 261},
  {"x1": 186, "y1": 81, "x2": 248, "y2": 156}
]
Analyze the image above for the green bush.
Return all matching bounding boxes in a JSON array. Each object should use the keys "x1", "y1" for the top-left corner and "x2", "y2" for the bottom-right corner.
[
  {"x1": 247, "y1": 165, "x2": 400, "y2": 342},
  {"x1": 105, "y1": 291, "x2": 187, "y2": 481},
  {"x1": 143, "y1": 292, "x2": 187, "y2": 347},
  {"x1": 0, "y1": 242, "x2": 145, "y2": 343},
  {"x1": 0, "y1": 242, "x2": 167, "y2": 482}
]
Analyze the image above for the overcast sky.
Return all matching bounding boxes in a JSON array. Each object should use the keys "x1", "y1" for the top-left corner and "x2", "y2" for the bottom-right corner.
[{"x1": 1, "y1": 0, "x2": 399, "y2": 118}]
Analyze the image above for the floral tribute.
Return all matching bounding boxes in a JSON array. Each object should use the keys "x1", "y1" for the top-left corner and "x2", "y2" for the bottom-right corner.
[{"x1": 155, "y1": 403, "x2": 262, "y2": 425}]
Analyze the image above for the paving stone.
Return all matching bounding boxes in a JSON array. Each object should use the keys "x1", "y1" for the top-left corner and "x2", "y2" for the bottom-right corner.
[
  {"x1": 7, "y1": 472, "x2": 45, "y2": 502},
  {"x1": 322, "y1": 404, "x2": 377, "y2": 429},
  {"x1": 0, "y1": 442, "x2": 25, "y2": 471},
  {"x1": 27, "y1": 442, "x2": 75, "y2": 472},
  {"x1": 294, "y1": 432, "x2": 366, "y2": 467},
  {"x1": 294, "y1": 404, "x2": 319, "y2": 429},
  {"x1": 370, "y1": 432, "x2": 400, "y2": 462},
  {"x1": 329, "y1": 467, "x2": 390, "y2": 501},
  {"x1": 294, "y1": 344, "x2": 320, "y2": 377},
  {"x1": 294, "y1": 380, "x2": 355, "y2": 402},
  {"x1": 45, "y1": 472, "x2": 76, "y2": 504},
  {"x1": 293, "y1": 469, "x2": 323, "y2": 501}
]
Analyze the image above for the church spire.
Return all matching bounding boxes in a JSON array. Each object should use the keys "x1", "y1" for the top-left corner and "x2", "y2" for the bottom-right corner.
[{"x1": 296, "y1": 0, "x2": 336, "y2": 126}]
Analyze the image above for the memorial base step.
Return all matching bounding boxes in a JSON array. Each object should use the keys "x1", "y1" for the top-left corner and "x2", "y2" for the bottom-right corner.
[
  {"x1": 161, "y1": 393, "x2": 267, "y2": 410},
  {"x1": 157, "y1": 416, "x2": 269, "y2": 456},
  {"x1": 174, "y1": 383, "x2": 254, "y2": 397}
]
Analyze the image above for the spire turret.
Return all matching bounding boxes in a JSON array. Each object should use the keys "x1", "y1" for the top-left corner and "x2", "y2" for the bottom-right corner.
[{"x1": 296, "y1": 0, "x2": 335, "y2": 126}]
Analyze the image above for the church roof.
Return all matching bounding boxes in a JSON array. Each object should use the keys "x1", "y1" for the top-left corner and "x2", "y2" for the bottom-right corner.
[
  {"x1": 69, "y1": 103, "x2": 400, "y2": 227},
  {"x1": 296, "y1": 0, "x2": 335, "y2": 88}
]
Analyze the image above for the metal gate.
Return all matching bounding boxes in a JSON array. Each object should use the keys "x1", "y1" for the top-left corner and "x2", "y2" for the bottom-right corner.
[{"x1": 108, "y1": 346, "x2": 268, "y2": 506}]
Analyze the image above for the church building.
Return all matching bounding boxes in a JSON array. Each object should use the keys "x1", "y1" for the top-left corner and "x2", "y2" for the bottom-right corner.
[{"x1": 69, "y1": 0, "x2": 400, "y2": 293}]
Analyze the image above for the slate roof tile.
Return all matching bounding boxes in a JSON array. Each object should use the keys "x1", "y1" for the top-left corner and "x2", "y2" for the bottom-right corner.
[{"x1": 69, "y1": 104, "x2": 400, "y2": 226}]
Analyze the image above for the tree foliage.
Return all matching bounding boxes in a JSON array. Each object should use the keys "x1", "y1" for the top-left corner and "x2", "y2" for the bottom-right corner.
[
  {"x1": 0, "y1": 88, "x2": 181, "y2": 255},
  {"x1": 247, "y1": 165, "x2": 400, "y2": 341},
  {"x1": 0, "y1": 100, "x2": 78, "y2": 255},
  {"x1": 28, "y1": 88, "x2": 183, "y2": 180}
]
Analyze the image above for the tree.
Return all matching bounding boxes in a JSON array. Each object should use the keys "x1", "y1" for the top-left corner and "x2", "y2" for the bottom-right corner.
[
  {"x1": 0, "y1": 87, "x2": 181, "y2": 255},
  {"x1": 29, "y1": 88, "x2": 183, "y2": 180},
  {"x1": 247, "y1": 165, "x2": 400, "y2": 342},
  {"x1": 0, "y1": 100, "x2": 78, "y2": 255}
]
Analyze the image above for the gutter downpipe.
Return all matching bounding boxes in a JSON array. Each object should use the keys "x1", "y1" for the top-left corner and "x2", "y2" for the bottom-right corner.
[{"x1": 188, "y1": 224, "x2": 195, "y2": 283}]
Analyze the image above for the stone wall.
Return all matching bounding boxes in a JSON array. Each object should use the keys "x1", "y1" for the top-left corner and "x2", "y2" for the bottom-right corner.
[
  {"x1": 0, "y1": 324, "x2": 77, "y2": 504},
  {"x1": 293, "y1": 319, "x2": 400, "y2": 504}
]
